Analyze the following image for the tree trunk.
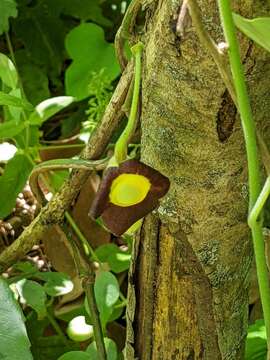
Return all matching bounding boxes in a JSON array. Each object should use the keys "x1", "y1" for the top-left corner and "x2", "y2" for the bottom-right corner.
[{"x1": 125, "y1": 0, "x2": 270, "y2": 359}]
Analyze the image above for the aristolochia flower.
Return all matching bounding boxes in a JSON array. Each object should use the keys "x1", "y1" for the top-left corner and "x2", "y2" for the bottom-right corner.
[{"x1": 89, "y1": 159, "x2": 170, "y2": 236}]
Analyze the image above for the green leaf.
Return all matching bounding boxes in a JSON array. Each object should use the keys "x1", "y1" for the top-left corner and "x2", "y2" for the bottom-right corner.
[
  {"x1": 0, "y1": 120, "x2": 25, "y2": 139},
  {"x1": 245, "y1": 320, "x2": 267, "y2": 360},
  {"x1": 15, "y1": 50, "x2": 50, "y2": 105},
  {"x1": 49, "y1": 170, "x2": 69, "y2": 192},
  {"x1": 14, "y1": 261, "x2": 39, "y2": 274},
  {"x1": 16, "y1": 279, "x2": 47, "y2": 319},
  {"x1": 36, "y1": 272, "x2": 74, "y2": 297},
  {"x1": 29, "y1": 96, "x2": 75, "y2": 125},
  {"x1": 86, "y1": 338, "x2": 118, "y2": 360},
  {"x1": 0, "y1": 90, "x2": 33, "y2": 110},
  {"x1": 26, "y1": 310, "x2": 80, "y2": 359},
  {"x1": 95, "y1": 244, "x2": 131, "y2": 273},
  {"x1": 0, "y1": 152, "x2": 33, "y2": 219},
  {"x1": 0, "y1": 0, "x2": 18, "y2": 35},
  {"x1": 8, "y1": 88, "x2": 23, "y2": 121},
  {"x1": 13, "y1": 2, "x2": 65, "y2": 73},
  {"x1": 60, "y1": 0, "x2": 112, "y2": 27},
  {"x1": 0, "y1": 53, "x2": 18, "y2": 89},
  {"x1": 94, "y1": 271, "x2": 119, "y2": 326},
  {"x1": 57, "y1": 351, "x2": 90, "y2": 360},
  {"x1": 233, "y1": 14, "x2": 270, "y2": 53},
  {"x1": 65, "y1": 23, "x2": 120, "y2": 100},
  {"x1": 0, "y1": 278, "x2": 33, "y2": 360}
]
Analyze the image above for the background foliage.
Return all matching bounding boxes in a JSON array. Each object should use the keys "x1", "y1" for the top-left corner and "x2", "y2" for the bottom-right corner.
[{"x1": 0, "y1": 1, "x2": 130, "y2": 359}]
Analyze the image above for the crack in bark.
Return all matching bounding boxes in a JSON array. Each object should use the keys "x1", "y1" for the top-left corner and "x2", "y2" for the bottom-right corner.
[{"x1": 216, "y1": 90, "x2": 237, "y2": 142}]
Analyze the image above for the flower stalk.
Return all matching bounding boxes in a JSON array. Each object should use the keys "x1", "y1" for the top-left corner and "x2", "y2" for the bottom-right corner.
[{"x1": 114, "y1": 42, "x2": 144, "y2": 164}]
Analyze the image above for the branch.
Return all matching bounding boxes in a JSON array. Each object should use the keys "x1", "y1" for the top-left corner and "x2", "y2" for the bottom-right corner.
[{"x1": 0, "y1": 61, "x2": 134, "y2": 272}]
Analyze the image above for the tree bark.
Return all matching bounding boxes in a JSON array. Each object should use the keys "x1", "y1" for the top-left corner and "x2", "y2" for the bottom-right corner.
[{"x1": 125, "y1": 0, "x2": 270, "y2": 359}]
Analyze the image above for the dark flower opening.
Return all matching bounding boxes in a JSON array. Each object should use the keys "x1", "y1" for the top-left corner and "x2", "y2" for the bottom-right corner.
[{"x1": 89, "y1": 159, "x2": 170, "y2": 236}]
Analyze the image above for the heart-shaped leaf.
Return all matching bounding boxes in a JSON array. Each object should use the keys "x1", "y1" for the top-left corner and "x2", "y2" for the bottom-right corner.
[
  {"x1": 93, "y1": 271, "x2": 119, "y2": 326},
  {"x1": 95, "y1": 244, "x2": 131, "y2": 273},
  {"x1": 65, "y1": 23, "x2": 120, "y2": 100},
  {"x1": 16, "y1": 279, "x2": 47, "y2": 319},
  {"x1": 245, "y1": 319, "x2": 267, "y2": 360}
]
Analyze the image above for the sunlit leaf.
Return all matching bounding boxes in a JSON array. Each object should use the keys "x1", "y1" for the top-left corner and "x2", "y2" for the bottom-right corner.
[
  {"x1": 245, "y1": 320, "x2": 267, "y2": 360},
  {"x1": 233, "y1": 14, "x2": 270, "y2": 53},
  {"x1": 65, "y1": 23, "x2": 120, "y2": 100},
  {"x1": 0, "y1": 53, "x2": 18, "y2": 89},
  {"x1": 16, "y1": 279, "x2": 47, "y2": 319},
  {"x1": 36, "y1": 272, "x2": 74, "y2": 297},
  {"x1": 0, "y1": 142, "x2": 17, "y2": 160},
  {"x1": 93, "y1": 271, "x2": 119, "y2": 326},
  {"x1": 95, "y1": 244, "x2": 131, "y2": 273},
  {"x1": 29, "y1": 96, "x2": 75, "y2": 125}
]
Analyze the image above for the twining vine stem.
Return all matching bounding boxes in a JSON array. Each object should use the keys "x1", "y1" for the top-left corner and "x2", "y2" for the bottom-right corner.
[
  {"x1": 217, "y1": 0, "x2": 270, "y2": 345},
  {"x1": 114, "y1": 42, "x2": 143, "y2": 164}
]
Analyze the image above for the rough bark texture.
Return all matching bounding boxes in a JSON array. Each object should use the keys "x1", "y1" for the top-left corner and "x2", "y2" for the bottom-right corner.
[{"x1": 125, "y1": 0, "x2": 270, "y2": 359}]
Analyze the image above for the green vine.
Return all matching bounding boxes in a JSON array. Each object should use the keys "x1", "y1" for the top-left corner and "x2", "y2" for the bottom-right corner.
[{"x1": 217, "y1": 0, "x2": 270, "y2": 346}]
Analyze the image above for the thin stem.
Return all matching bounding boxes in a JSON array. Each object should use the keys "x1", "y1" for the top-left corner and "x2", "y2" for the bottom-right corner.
[
  {"x1": 248, "y1": 177, "x2": 270, "y2": 229},
  {"x1": 121, "y1": 75, "x2": 134, "y2": 117},
  {"x1": 114, "y1": 42, "x2": 143, "y2": 163},
  {"x1": 119, "y1": 291, "x2": 127, "y2": 302},
  {"x1": 46, "y1": 309, "x2": 69, "y2": 347},
  {"x1": 38, "y1": 144, "x2": 86, "y2": 151},
  {"x1": 257, "y1": 132, "x2": 270, "y2": 175},
  {"x1": 5, "y1": 31, "x2": 27, "y2": 104},
  {"x1": 64, "y1": 212, "x2": 100, "y2": 263},
  {"x1": 84, "y1": 279, "x2": 107, "y2": 359},
  {"x1": 65, "y1": 228, "x2": 107, "y2": 360},
  {"x1": 218, "y1": 0, "x2": 270, "y2": 344},
  {"x1": 5, "y1": 32, "x2": 17, "y2": 68},
  {"x1": 187, "y1": 0, "x2": 237, "y2": 105},
  {"x1": 115, "y1": 0, "x2": 142, "y2": 70}
]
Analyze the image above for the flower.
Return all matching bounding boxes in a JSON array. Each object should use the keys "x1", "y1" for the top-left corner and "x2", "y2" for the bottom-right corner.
[{"x1": 89, "y1": 159, "x2": 170, "y2": 236}]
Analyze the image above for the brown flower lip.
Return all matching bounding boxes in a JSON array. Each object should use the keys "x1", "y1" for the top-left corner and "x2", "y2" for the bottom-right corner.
[{"x1": 89, "y1": 159, "x2": 170, "y2": 236}]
